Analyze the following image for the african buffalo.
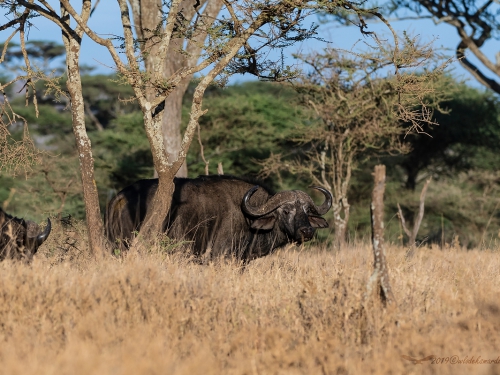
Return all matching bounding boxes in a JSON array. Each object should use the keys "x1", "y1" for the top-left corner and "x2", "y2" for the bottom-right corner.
[
  {"x1": 0, "y1": 208, "x2": 51, "y2": 261},
  {"x1": 106, "y1": 175, "x2": 332, "y2": 261}
]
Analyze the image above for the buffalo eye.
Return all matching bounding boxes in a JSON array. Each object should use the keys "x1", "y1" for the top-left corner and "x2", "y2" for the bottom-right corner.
[{"x1": 283, "y1": 209, "x2": 290, "y2": 215}]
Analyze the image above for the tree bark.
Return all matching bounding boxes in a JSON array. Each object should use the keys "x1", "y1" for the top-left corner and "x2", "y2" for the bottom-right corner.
[
  {"x1": 159, "y1": 31, "x2": 191, "y2": 178},
  {"x1": 162, "y1": 87, "x2": 188, "y2": 176},
  {"x1": 130, "y1": 111, "x2": 173, "y2": 250},
  {"x1": 130, "y1": 174, "x2": 175, "y2": 250},
  {"x1": 61, "y1": 5, "x2": 107, "y2": 257}
]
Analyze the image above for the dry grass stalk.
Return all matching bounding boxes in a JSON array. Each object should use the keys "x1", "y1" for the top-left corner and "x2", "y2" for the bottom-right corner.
[{"x1": 0, "y1": 220, "x2": 497, "y2": 374}]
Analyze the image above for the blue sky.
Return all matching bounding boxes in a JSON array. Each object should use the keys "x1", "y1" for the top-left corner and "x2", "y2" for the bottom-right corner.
[{"x1": 1, "y1": 1, "x2": 498, "y2": 90}]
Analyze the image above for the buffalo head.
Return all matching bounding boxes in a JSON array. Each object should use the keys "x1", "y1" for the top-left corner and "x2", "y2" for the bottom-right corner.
[
  {"x1": 242, "y1": 185, "x2": 332, "y2": 243},
  {"x1": 0, "y1": 208, "x2": 51, "y2": 261}
]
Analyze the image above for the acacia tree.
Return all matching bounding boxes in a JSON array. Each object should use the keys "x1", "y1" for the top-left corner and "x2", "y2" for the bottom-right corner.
[
  {"x1": 0, "y1": 0, "x2": 423, "y2": 254},
  {"x1": 128, "y1": 0, "x2": 223, "y2": 177},
  {"x1": 390, "y1": 0, "x2": 500, "y2": 94},
  {"x1": 261, "y1": 39, "x2": 447, "y2": 248}
]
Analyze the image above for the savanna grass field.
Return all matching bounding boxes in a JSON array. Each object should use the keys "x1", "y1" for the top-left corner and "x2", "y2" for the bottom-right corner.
[{"x1": 0, "y1": 219, "x2": 498, "y2": 375}]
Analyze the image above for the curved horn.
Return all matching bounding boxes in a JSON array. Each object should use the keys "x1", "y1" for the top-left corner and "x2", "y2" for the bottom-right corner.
[
  {"x1": 35, "y1": 218, "x2": 51, "y2": 246},
  {"x1": 309, "y1": 186, "x2": 333, "y2": 215},
  {"x1": 242, "y1": 186, "x2": 296, "y2": 217}
]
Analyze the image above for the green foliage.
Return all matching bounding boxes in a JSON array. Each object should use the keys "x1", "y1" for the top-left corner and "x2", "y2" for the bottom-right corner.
[
  {"x1": 0, "y1": 154, "x2": 85, "y2": 222},
  {"x1": 349, "y1": 171, "x2": 500, "y2": 249},
  {"x1": 1, "y1": 72, "x2": 139, "y2": 219},
  {"x1": 186, "y1": 81, "x2": 305, "y2": 188},
  {"x1": 12, "y1": 103, "x2": 73, "y2": 141},
  {"x1": 91, "y1": 112, "x2": 154, "y2": 202},
  {"x1": 79, "y1": 74, "x2": 138, "y2": 129}
]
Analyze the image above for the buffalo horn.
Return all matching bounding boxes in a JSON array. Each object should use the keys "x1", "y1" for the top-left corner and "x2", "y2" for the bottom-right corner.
[
  {"x1": 309, "y1": 186, "x2": 333, "y2": 215},
  {"x1": 242, "y1": 186, "x2": 296, "y2": 217},
  {"x1": 35, "y1": 218, "x2": 51, "y2": 246}
]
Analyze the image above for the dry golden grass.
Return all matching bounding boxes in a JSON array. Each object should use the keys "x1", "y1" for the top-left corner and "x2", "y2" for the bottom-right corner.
[{"x1": 0, "y1": 220, "x2": 499, "y2": 374}]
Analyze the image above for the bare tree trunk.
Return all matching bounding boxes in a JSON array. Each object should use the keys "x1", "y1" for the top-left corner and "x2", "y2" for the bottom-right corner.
[
  {"x1": 397, "y1": 177, "x2": 432, "y2": 258},
  {"x1": 130, "y1": 81, "x2": 210, "y2": 250},
  {"x1": 332, "y1": 203, "x2": 349, "y2": 249},
  {"x1": 61, "y1": 7, "x2": 107, "y2": 257},
  {"x1": 131, "y1": 174, "x2": 175, "y2": 249},
  {"x1": 162, "y1": 88, "x2": 188, "y2": 176},
  {"x1": 330, "y1": 147, "x2": 352, "y2": 249},
  {"x1": 129, "y1": 109, "x2": 173, "y2": 249},
  {"x1": 160, "y1": 35, "x2": 191, "y2": 178},
  {"x1": 366, "y1": 165, "x2": 395, "y2": 306}
]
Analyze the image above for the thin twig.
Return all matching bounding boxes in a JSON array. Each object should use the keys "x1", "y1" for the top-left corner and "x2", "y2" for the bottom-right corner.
[{"x1": 197, "y1": 122, "x2": 209, "y2": 175}]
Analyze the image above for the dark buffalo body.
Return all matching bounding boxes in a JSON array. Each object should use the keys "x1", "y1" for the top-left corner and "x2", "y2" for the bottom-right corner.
[
  {"x1": 106, "y1": 175, "x2": 332, "y2": 261},
  {"x1": 0, "y1": 208, "x2": 51, "y2": 261}
]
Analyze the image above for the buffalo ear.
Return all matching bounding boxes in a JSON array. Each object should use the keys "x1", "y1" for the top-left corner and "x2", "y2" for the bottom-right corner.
[
  {"x1": 250, "y1": 216, "x2": 276, "y2": 230},
  {"x1": 308, "y1": 216, "x2": 328, "y2": 228}
]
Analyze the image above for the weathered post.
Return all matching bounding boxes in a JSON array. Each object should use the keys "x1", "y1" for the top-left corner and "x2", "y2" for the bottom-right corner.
[{"x1": 366, "y1": 165, "x2": 395, "y2": 305}]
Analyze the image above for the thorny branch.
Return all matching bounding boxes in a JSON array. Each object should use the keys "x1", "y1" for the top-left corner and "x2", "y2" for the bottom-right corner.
[
  {"x1": 259, "y1": 33, "x2": 447, "y2": 246},
  {"x1": 391, "y1": 0, "x2": 500, "y2": 94}
]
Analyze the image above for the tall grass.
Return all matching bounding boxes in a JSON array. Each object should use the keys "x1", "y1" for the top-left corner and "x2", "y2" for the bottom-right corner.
[{"x1": 0, "y1": 221, "x2": 498, "y2": 374}]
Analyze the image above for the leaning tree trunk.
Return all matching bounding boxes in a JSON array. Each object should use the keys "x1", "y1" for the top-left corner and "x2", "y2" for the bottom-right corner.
[
  {"x1": 130, "y1": 108, "x2": 176, "y2": 250},
  {"x1": 120, "y1": 0, "x2": 260, "y2": 250},
  {"x1": 62, "y1": 18, "x2": 107, "y2": 256},
  {"x1": 132, "y1": 170, "x2": 176, "y2": 248},
  {"x1": 132, "y1": 52, "x2": 232, "y2": 249}
]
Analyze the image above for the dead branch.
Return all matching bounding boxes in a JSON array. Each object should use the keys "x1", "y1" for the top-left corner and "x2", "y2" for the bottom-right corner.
[
  {"x1": 397, "y1": 177, "x2": 431, "y2": 257},
  {"x1": 84, "y1": 99, "x2": 104, "y2": 131},
  {"x1": 197, "y1": 122, "x2": 209, "y2": 175}
]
